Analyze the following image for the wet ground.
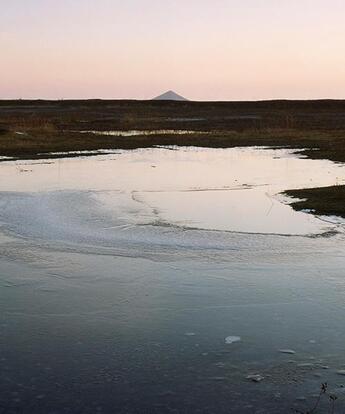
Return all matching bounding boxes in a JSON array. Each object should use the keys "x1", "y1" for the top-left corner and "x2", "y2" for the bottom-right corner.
[{"x1": 1, "y1": 147, "x2": 345, "y2": 413}]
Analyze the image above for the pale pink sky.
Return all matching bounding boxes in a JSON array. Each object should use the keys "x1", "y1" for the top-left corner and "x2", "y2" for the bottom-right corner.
[{"x1": 1, "y1": 0, "x2": 345, "y2": 100}]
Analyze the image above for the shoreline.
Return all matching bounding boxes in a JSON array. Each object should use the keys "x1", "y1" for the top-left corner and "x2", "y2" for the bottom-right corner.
[{"x1": 1, "y1": 99, "x2": 345, "y2": 219}]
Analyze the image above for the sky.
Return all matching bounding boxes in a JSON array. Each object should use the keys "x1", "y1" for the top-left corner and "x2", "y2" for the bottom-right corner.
[{"x1": 1, "y1": 0, "x2": 345, "y2": 101}]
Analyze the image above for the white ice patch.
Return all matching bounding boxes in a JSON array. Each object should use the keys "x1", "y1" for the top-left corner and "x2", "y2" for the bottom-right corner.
[
  {"x1": 279, "y1": 349, "x2": 296, "y2": 354},
  {"x1": 225, "y1": 336, "x2": 241, "y2": 344}
]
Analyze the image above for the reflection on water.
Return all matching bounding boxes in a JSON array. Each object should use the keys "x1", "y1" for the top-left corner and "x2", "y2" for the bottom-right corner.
[
  {"x1": 0, "y1": 147, "x2": 344, "y2": 237},
  {"x1": 81, "y1": 129, "x2": 203, "y2": 136},
  {"x1": 1, "y1": 147, "x2": 345, "y2": 413}
]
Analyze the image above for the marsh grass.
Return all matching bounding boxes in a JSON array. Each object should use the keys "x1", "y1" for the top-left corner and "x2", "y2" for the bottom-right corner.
[
  {"x1": 1, "y1": 99, "x2": 345, "y2": 160},
  {"x1": 284, "y1": 186, "x2": 345, "y2": 217}
]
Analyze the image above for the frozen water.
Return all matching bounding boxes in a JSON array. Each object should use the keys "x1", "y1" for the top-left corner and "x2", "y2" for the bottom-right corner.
[
  {"x1": 0, "y1": 147, "x2": 344, "y2": 249},
  {"x1": 1, "y1": 146, "x2": 345, "y2": 413},
  {"x1": 225, "y1": 336, "x2": 241, "y2": 344}
]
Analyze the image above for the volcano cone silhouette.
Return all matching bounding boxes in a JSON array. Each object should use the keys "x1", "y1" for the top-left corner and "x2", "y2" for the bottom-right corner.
[{"x1": 153, "y1": 90, "x2": 188, "y2": 101}]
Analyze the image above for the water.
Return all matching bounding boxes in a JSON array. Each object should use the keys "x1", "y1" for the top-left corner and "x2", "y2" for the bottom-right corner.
[
  {"x1": 80, "y1": 129, "x2": 203, "y2": 136},
  {"x1": 1, "y1": 147, "x2": 345, "y2": 413}
]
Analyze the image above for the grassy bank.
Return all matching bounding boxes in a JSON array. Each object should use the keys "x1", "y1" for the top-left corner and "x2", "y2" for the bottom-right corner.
[
  {"x1": 284, "y1": 186, "x2": 345, "y2": 218},
  {"x1": 0, "y1": 128, "x2": 344, "y2": 160}
]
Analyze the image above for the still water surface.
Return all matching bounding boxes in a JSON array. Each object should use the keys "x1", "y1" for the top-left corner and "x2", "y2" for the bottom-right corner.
[{"x1": 1, "y1": 147, "x2": 345, "y2": 413}]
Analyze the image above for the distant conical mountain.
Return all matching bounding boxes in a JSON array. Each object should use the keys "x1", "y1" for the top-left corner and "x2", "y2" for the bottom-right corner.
[{"x1": 153, "y1": 90, "x2": 188, "y2": 101}]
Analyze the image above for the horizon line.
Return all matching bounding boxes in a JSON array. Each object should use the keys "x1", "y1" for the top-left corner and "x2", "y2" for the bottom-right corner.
[{"x1": 1, "y1": 97, "x2": 345, "y2": 103}]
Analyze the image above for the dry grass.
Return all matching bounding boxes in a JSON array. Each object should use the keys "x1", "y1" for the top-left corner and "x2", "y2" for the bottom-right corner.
[{"x1": 1, "y1": 99, "x2": 345, "y2": 160}]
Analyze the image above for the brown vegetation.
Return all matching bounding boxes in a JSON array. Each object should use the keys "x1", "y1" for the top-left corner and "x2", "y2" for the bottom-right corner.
[
  {"x1": 285, "y1": 185, "x2": 345, "y2": 217},
  {"x1": 1, "y1": 99, "x2": 345, "y2": 161}
]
